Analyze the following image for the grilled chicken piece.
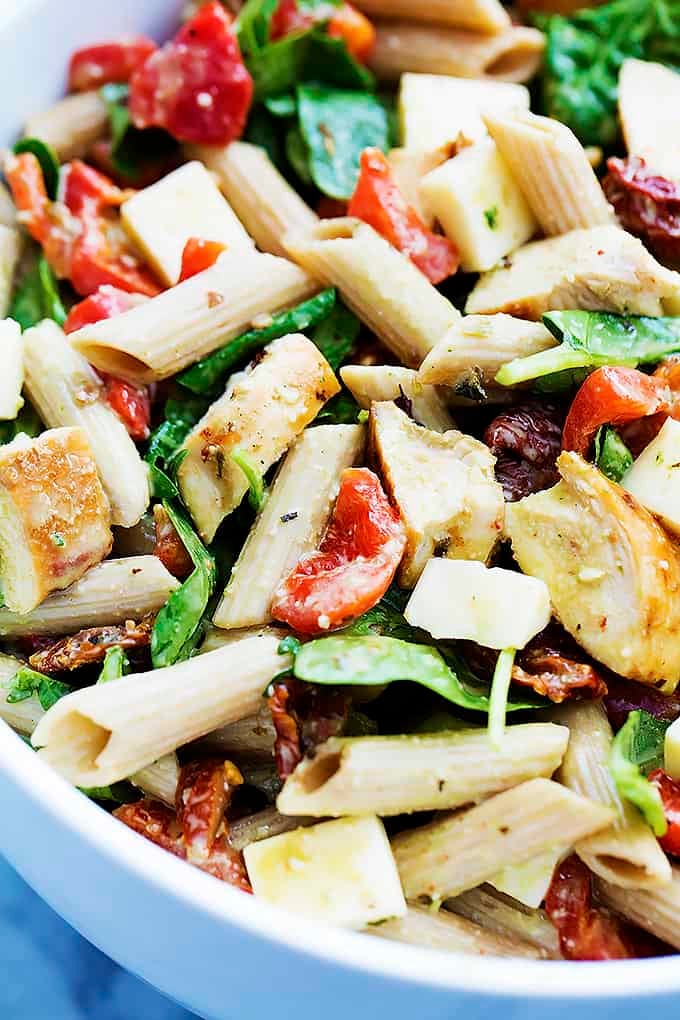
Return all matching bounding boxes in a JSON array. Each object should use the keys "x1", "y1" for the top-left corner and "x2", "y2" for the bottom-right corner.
[
  {"x1": 466, "y1": 226, "x2": 680, "y2": 319},
  {"x1": 370, "y1": 401, "x2": 504, "y2": 586},
  {"x1": 506, "y1": 451, "x2": 680, "y2": 689}
]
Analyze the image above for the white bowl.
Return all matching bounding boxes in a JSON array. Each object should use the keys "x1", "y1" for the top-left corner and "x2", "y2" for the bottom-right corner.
[{"x1": 1, "y1": 3, "x2": 680, "y2": 1017}]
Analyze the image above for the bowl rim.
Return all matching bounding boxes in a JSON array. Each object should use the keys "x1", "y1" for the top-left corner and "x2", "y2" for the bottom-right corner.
[{"x1": 1, "y1": 720, "x2": 678, "y2": 999}]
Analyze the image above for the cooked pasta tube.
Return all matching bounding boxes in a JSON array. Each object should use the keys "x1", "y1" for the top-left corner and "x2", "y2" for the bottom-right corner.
[
  {"x1": 68, "y1": 251, "x2": 319, "y2": 383},
  {"x1": 418, "y1": 315, "x2": 556, "y2": 391},
  {"x1": 187, "y1": 142, "x2": 319, "y2": 258},
  {"x1": 447, "y1": 885, "x2": 561, "y2": 958},
  {"x1": 369, "y1": 22, "x2": 545, "y2": 84},
  {"x1": 392, "y1": 778, "x2": 615, "y2": 901},
  {"x1": 198, "y1": 624, "x2": 283, "y2": 654},
  {"x1": 32, "y1": 631, "x2": 290, "y2": 788},
  {"x1": 0, "y1": 319, "x2": 23, "y2": 420},
  {"x1": 340, "y1": 365, "x2": 455, "y2": 431},
  {"x1": 229, "y1": 806, "x2": 313, "y2": 852},
  {"x1": 483, "y1": 110, "x2": 613, "y2": 235},
  {"x1": 286, "y1": 219, "x2": 459, "y2": 367},
  {"x1": 597, "y1": 868, "x2": 680, "y2": 951},
  {"x1": 354, "y1": 0, "x2": 509, "y2": 32},
  {"x1": 23, "y1": 90, "x2": 109, "y2": 161},
  {"x1": 0, "y1": 653, "x2": 42, "y2": 736},
  {"x1": 214, "y1": 424, "x2": 364, "y2": 629},
  {"x1": 466, "y1": 226, "x2": 680, "y2": 318},
  {"x1": 553, "y1": 701, "x2": 671, "y2": 889},
  {"x1": 23, "y1": 320, "x2": 150, "y2": 527},
  {"x1": 277, "y1": 724, "x2": 569, "y2": 817},
  {"x1": 0, "y1": 556, "x2": 179, "y2": 637},
  {"x1": 367, "y1": 904, "x2": 546, "y2": 959},
  {"x1": 130, "y1": 753, "x2": 179, "y2": 808},
  {"x1": 178, "y1": 334, "x2": 340, "y2": 542},
  {"x1": 619, "y1": 59, "x2": 680, "y2": 182},
  {"x1": 0, "y1": 226, "x2": 22, "y2": 318},
  {"x1": 196, "y1": 706, "x2": 276, "y2": 761}
]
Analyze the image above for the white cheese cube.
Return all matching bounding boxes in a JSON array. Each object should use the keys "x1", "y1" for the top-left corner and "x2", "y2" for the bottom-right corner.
[
  {"x1": 621, "y1": 418, "x2": 680, "y2": 536},
  {"x1": 420, "y1": 140, "x2": 537, "y2": 273},
  {"x1": 244, "y1": 816, "x2": 406, "y2": 929},
  {"x1": 665, "y1": 717, "x2": 680, "y2": 780},
  {"x1": 488, "y1": 846, "x2": 569, "y2": 908},
  {"x1": 399, "y1": 74, "x2": 529, "y2": 152},
  {"x1": 121, "y1": 160, "x2": 254, "y2": 286},
  {"x1": 405, "y1": 558, "x2": 551, "y2": 649}
]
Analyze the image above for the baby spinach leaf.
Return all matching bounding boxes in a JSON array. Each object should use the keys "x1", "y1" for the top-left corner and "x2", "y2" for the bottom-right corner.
[
  {"x1": 610, "y1": 709, "x2": 668, "y2": 836},
  {"x1": 145, "y1": 394, "x2": 209, "y2": 498},
  {"x1": 10, "y1": 256, "x2": 67, "y2": 330},
  {"x1": 302, "y1": 32, "x2": 374, "y2": 92},
  {"x1": 285, "y1": 125, "x2": 314, "y2": 185},
  {"x1": 178, "y1": 288, "x2": 336, "y2": 393},
  {"x1": 100, "y1": 84, "x2": 177, "y2": 182},
  {"x1": 595, "y1": 426, "x2": 633, "y2": 482},
  {"x1": 264, "y1": 93, "x2": 297, "y2": 117},
  {"x1": 13, "y1": 138, "x2": 60, "y2": 199},
  {"x1": 314, "y1": 388, "x2": 362, "y2": 424},
  {"x1": 80, "y1": 782, "x2": 136, "y2": 804},
  {"x1": 98, "y1": 646, "x2": 130, "y2": 684},
  {"x1": 236, "y1": 0, "x2": 280, "y2": 55},
  {"x1": 5, "y1": 668, "x2": 70, "y2": 712},
  {"x1": 297, "y1": 85, "x2": 390, "y2": 199},
  {"x1": 231, "y1": 450, "x2": 267, "y2": 511},
  {"x1": 0, "y1": 403, "x2": 43, "y2": 445},
  {"x1": 311, "y1": 300, "x2": 360, "y2": 370}
]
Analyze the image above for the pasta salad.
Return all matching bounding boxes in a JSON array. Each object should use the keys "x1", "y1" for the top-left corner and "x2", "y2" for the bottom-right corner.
[{"x1": 3, "y1": 0, "x2": 680, "y2": 963}]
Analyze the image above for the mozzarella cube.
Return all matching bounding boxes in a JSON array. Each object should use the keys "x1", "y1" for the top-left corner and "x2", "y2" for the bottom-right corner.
[
  {"x1": 399, "y1": 74, "x2": 529, "y2": 152},
  {"x1": 621, "y1": 418, "x2": 680, "y2": 535},
  {"x1": 405, "y1": 558, "x2": 551, "y2": 649},
  {"x1": 420, "y1": 139, "x2": 537, "y2": 273},
  {"x1": 121, "y1": 161, "x2": 254, "y2": 286},
  {"x1": 244, "y1": 816, "x2": 406, "y2": 929},
  {"x1": 665, "y1": 717, "x2": 680, "y2": 780},
  {"x1": 489, "y1": 846, "x2": 570, "y2": 908}
]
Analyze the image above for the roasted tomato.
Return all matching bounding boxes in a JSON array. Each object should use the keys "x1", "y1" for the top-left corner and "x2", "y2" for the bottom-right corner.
[
  {"x1": 484, "y1": 402, "x2": 563, "y2": 502},
  {"x1": 68, "y1": 37, "x2": 156, "y2": 92},
  {"x1": 268, "y1": 678, "x2": 349, "y2": 778},
  {"x1": 648, "y1": 770, "x2": 680, "y2": 856},
  {"x1": 348, "y1": 148, "x2": 459, "y2": 285},
  {"x1": 603, "y1": 157, "x2": 680, "y2": 267},
  {"x1": 129, "y1": 1, "x2": 253, "y2": 146},
  {"x1": 63, "y1": 284, "x2": 146, "y2": 334},
  {"x1": 28, "y1": 618, "x2": 152, "y2": 672},
  {"x1": 153, "y1": 504, "x2": 193, "y2": 579},
  {"x1": 270, "y1": 0, "x2": 375, "y2": 62},
  {"x1": 178, "y1": 237, "x2": 226, "y2": 282},
  {"x1": 271, "y1": 467, "x2": 406, "y2": 635},
  {"x1": 545, "y1": 855, "x2": 633, "y2": 960}
]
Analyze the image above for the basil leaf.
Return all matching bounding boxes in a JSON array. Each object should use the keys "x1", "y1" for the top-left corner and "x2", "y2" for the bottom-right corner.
[
  {"x1": 178, "y1": 288, "x2": 336, "y2": 393},
  {"x1": 10, "y1": 256, "x2": 66, "y2": 330},
  {"x1": 5, "y1": 667, "x2": 70, "y2": 712},
  {"x1": 150, "y1": 502, "x2": 216, "y2": 668},
  {"x1": 311, "y1": 299, "x2": 360, "y2": 370},
  {"x1": 13, "y1": 138, "x2": 60, "y2": 199},
  {"x1": 145, "y1": 394, "x2": 209, "y2": 497},
  {"x1": 98, "y1": 646, "x2": 130, "y2": 684},
  {"x1": 231, "y1": 450, "x2": 267, "y2": 511},
  {"x1": 297, "y1": 85, "x2": 390, "y2": 199},
  {"x1": 100, "y1": 83, "x2": 176, "y2": 182},
  {"x1": 610, "y1": 709, "x2": 668, "y2": 836},
  {"x1": 595, "y1": 426, "x2": 633, "y2": 483},
  {"x1": 315, "y1": 388, "x2": 362, "y2": 424}
]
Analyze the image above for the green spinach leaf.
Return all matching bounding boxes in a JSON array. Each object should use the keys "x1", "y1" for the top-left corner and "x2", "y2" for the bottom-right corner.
[
  {"x1": 13, "y1": 138, "x2": 60, "y2": 199},
  {"x1": 231, "y1": 450, "x2": 267, "y2": 511},
  {"x1": 98, "y1": 646, "x2": 130, "y2": 684},
  {"x1": 10, "y1": 256, "x2": 66, "y2": 330},
  {"x1": 595, "y1": 425, "x2": 633, "y2": 482},
  {"x1": 100, "y1": 84, "x2": 177, "y2": 182},
  {"x1": 610, "y1": 709, "x2": 669, "y2": 836},
  {"x1": 0, "y1": 404, "x2": 43, "y2": 445},
  {"x1": 145, "y1": 394, "x2": 209, "y2": 498},
  {"x1": 5, "y1": 667, "x2": 70, "y2": 712},
  {"x1": 311, "y1": 299, "x2": 360, "y2": 370}
]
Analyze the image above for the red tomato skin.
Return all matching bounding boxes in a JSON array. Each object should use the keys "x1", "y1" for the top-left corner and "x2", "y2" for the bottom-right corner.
[
  {"x1": 129, "y1": 1, "x2": 253, "y2": 146},
  {"x1": 270, "y1": 0, "x2": 317, "y2": 38},
  {"x1": 348, "y1": 148, "x2": 459, "y2": 284},
  {"x1": 562, "y1": 366, "x2": 673, "y2": 456},
  {"x1": 68, "y1": 37, "x2": 156, "y2": 92},
  {"x1": 178, "y1": 238, "x2": 226, "y2": 282},
  {"x1": 327, "y1": 5, "x2": 375, "y2": 63},
  {"x1": 63, "y1": 285, "x2": 145, "y2": 334},
  {"x1": 104, "y1": 376, "x2": 151, "y2": 441},
  {"x1": 545, "y1": 855, "x2": 632, "y2": 961},
  {"x1": 648, "y1": 770, "x2": 680, "y2": 856},
  {"x1": 271, "y1": 467, "x2": 406, "y2": 635}
]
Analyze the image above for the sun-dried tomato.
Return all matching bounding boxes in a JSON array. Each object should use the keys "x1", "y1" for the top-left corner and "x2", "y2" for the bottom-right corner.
[
  {"x1": 512, "y1": 642, "x2": 607, "y2": 704},
  {"x1": 484, "y1": 402, "x2": 563, "y2": 501},
  {"x1": 268, "y1": 678, "x2": 349, "y2": 779},
  {"x1": 545, "y1": 855, "x2": 633, "y2": 960},
  {"x1": 153, "y1": 504, "x2": 193, "y2": 580},
  {"x1": 648, "y1": 770, "x2": 680, "y2": 857},
  {"x1": 603, "y1": 156, "x2": 680, "y2": 267},
  {"x1": 114, "y1": 800, "x2": 186, "y2": 858},
  {"x1": 28, "y1": 617, "x2": 153, "y2": 672}
]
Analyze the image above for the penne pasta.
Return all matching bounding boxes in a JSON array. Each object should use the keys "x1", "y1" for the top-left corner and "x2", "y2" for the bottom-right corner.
[
  {"x1": 368, "y1": 904, "x2": 547, "y2": 959},
  {"x1": 553, "y1": 701, "x2": 671, "y2": 889},
  {"x1": 229, "y1": 806, "x2": 313, "y2": 852},
  {"x1": 447, "y1": 885, "x2": 561, "y2": 958},
  {"x1": 0, "y1": 226, "x2": 22, "y2": 318},
  {"x1": 0, "y1": 182, "x2": 17, "y2": 228},
  {"x1": 68, "y1": 251, "x2": 319, "y2": 383},
  {"x1": 369, "y1": 22, "x2": 545, "y2": 84},
  {"x1": 214, "y1": 424, "x2": 365, "y2": 629},
  {"x1": 178, "y1": 333, "x2": 340, "y2": 542},
  {"x1": 32, "y1": 630, "x2": 290, "y2": 788},
  {"x1": 0, "y1": 652, "x2": 41, "y2": 735},
  {"x1": 619, "y1": 59, "x2": 680, "y2": 182},
  {"x1": 187, "y1": 142, "x2": 319, "y2": 258},
  {"x1": 340, "y1": 365, "x2": 456, "y2": 431},
  {"x1": 483, "y1": 109, "x2": 613, "y2": 235},
  {"x1": 597, "y1": 867, "x2": 680, "y2": 951},
  {"x1": 121, "y1": 161, "x2": 255, "y2": 286},
  {"x1": 23, "y1": 320, "x2": 150, "y2": 527},
  {"x1": 0, "y1": 556, "x2": 179, "y2": 637},
  {"x1": 196, "y1": 706, "x2": 276, "y2": 761},
  {"x1": 130, "y1": 753, "x2": 180, "y2": 808},
  {"x1": 277, "y1": 724, "x2": 569, "y2": 818},
  {"x1": 392, "y1": 778, "x2": 615, "y2": 901},
  {"x1": 23, "y1": 90, "x2": 109, "y2": 161},
  {"x1": 353, "y1": 0, "x2": 510, "y2": 33},
  {"x1": 286, "y1": 219, "x2": 459, "y2": 367},
  {"x1": 0, "y1": 319, "x2": 23, "y2": 420}
]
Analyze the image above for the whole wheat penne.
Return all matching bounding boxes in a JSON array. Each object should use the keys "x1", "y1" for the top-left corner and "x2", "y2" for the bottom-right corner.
[
  {"x1": 483, "y1": 110, "x2": 613, "y2": 235},
  {"x1": 68, "y1": 251, "x2": 319, "y2": 383},
  {"x1": 418, "y1": 315, "x2": 556, "y2": 391},
  {"x1": 0, "y1": 556, "x2": 179, "y2": 637},
  {"x1": 229, "y1": 806, "x2": 313, "y2": 852},
  {"x1": 355, "y1": 0, "x2": 509, "y2": 33},
  {"x1": 130, "y1": 753, "x2": 180, "y2": 808},
  {"x1": 597, "y1": 868, "x2": 680, "y2": 950},
  {"x1": 0, "y1": 319, "x2": 23, "y2": 420},
  {"x1": 0, "y1": 652, "x2": 42, "y2": 735},
  {"x1": 0, "y1": 226, "x2": 22, "y2": 318},
  {"x1": 196, "y1": 706, "x2": 276, "y2": 761},
  {"x1": 447, "y1": 885, "x2": 561, "y2": 958},
  {"x1": 392, "y1": 778, "x2": 614, "y2": 901},
  {"x1": 199, "y1": 624, "x2": 284, "y2": 654},
  {"x1": 277, "y1": 724, "x2": 569, "y2": 817},
  {"x1": 188, "y1": 142, "x2": 319, "y2": 258},
  {"x1": 286, "y1": 219, "x2": 459, "y2": 367},
  {"x1": 553, "y1": 701, "x2": 670, "y2": 889},
  {"x1": 619, "y1": 59, "x2": 680, "y2": 182},
  {"x1": 178, "y1": 334, "x2": 340, "y2": 542},
  {"x1": 340, "y1": 365, "x2": 456, "y2": 430},
  {"x1": 23, "y1": 320, "x2": 150, "y2": 527},
  {"x1": 0, "y1": 183, "x2": 16, "y2": 229},
  {"x1": 32, "y1": 631, "x2": 290, "y2": 788},
  {"x1": 214, "y1": 424, "x2": 364, "y2": 629},
  {"x1": 367, "y1": 904, "x2": 546, "y2": 959},
  {"x1": 369, "y1": 22, "x2": 545, "y2": 84},
  {"x1": 23, "y1": 90, "x2": 109, "y2": 161},
  {"x1": 387, "y1": 147, "x2": 451, "y2": 229}
]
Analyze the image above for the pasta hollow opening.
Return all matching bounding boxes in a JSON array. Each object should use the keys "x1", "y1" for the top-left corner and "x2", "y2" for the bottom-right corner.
[
  {"x1": 70, "y1": 346, "x2": 152, "y2": 384},
  {"x1": 486, "y1": 46, "x2": 541, "y2": 81},
  {"x1": 298, "y1": 750, "x2": 343, "y2": 793},
  {"x1": 38, "y1": 711, "x2": 111, "y2": 775},
  {"x1": 594, "y1": 855, "x2": 657, "y2": 885}
]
